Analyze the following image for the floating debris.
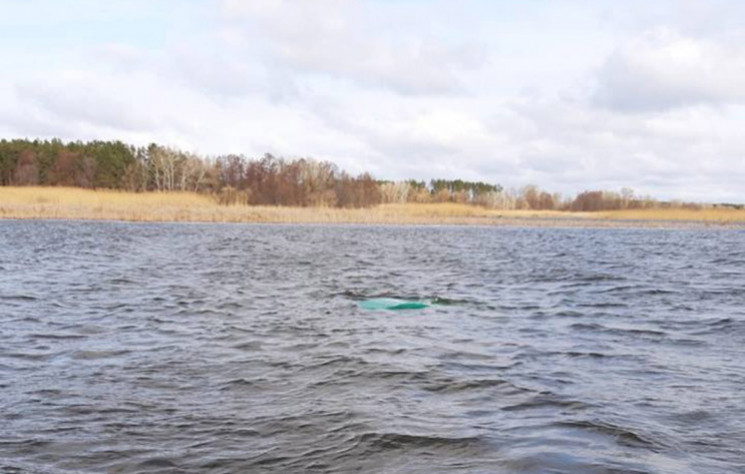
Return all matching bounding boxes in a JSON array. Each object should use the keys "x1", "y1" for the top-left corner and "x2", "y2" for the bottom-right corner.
[{"x1": 358, "y1": 298, "x2": 430, "y2": 310}]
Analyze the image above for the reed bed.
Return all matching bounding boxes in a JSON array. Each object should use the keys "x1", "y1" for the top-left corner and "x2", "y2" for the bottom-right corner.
[
  {"x1": 1, "y1": 187, "x2": 743, "y2": 226},
  {"x1": 0, "y1": 187, "x2": 580, "y2": 224},
  {"x1": 600, "y1": 208, "x2": 745, "y2": 224}
]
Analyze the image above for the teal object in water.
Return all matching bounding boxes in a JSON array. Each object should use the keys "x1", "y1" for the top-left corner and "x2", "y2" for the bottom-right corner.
[{"x1": 358, "y1": 298, "x2": 429, "y2": 310}]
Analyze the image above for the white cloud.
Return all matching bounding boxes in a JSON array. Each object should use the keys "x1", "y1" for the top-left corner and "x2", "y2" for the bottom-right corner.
[
  {"x1": 595, "y1": 28, "x2": 745, "y2": 111},
  {"x1": 1, "y1": 0, "x2": 745, "y2": 203},
  {"x1": 219, "y1": 0, "x2": 486, "y2": 95}
]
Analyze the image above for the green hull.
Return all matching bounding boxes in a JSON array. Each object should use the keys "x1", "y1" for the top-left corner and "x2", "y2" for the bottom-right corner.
[{"x1": 358, "y1": 298, "x2": 429, "y2": 310}]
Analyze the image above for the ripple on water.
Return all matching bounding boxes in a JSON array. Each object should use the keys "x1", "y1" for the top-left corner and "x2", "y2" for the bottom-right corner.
[{"x1": 1, "y1": 222, "x2": 744, "y2": 473}]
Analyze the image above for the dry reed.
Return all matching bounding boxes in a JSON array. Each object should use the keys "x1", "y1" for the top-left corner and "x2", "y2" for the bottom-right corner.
[
  {"x1": 1, "y1": 187, "x2": 743, "y2": 226},
  {"x1": 599, "y1": 208, "x2": 745, "y2": 224}
]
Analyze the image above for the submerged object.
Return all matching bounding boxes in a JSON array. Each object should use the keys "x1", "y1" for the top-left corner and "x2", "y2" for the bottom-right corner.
[{"x1": 358, "y1": 298, "x2": 430, "y2": 310}]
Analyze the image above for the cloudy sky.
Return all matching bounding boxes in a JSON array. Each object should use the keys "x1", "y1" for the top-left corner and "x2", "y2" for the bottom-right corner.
[{"x1": 1, "y1": 0, "x2": 744, "y2": 202}]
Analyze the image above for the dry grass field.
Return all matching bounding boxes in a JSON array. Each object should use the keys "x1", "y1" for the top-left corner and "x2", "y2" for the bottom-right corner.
[
  {"x1": 600, "y1": 208, "x2": 745, "y2": 224},
  {"x1": 1, "y1": 187, "x2": 743, "y2": 226}
]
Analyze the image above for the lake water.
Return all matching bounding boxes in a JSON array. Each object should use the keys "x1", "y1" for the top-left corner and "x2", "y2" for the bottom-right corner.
[{"x1": 1, "y1": 221, "x2": 744, "y2": 473}]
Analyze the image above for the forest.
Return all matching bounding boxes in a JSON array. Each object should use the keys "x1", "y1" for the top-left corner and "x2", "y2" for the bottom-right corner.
[{"x1": 0, "y1": 138, "x2": 701, "y2": 210}]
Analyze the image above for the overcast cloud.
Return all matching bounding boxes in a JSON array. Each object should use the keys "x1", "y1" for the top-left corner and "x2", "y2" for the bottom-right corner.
[{"x1": 1, "y1": 0, "x2": 743, "y2": 202}]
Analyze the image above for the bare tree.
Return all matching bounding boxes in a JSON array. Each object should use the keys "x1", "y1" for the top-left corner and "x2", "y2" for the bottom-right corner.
[{"x1": 13, "y1": 150, "x2": 38, "y2": 186}]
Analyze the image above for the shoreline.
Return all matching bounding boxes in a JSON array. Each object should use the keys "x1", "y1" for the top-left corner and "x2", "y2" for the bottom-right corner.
[
  {"x1": 2, "y1": 209, "x2": 743, "y2": 230},
  {"x1": 1, "y1": 187, "x2": 744, "y2": 229}
]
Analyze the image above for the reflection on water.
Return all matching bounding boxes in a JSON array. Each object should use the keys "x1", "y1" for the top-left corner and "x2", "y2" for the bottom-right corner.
[{"x1": 1, "y1": 221, "x2": 744, "y2": 473}]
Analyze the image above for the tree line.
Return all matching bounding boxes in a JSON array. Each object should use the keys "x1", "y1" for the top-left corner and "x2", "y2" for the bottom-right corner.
[{"x1": 0, "y1": 138, "x2": 691, "y2": 210}]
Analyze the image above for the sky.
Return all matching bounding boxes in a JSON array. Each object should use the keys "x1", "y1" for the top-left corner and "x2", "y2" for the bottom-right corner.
[{"x1": 1, "y1": 0, "x2": 744, "y2": 202}]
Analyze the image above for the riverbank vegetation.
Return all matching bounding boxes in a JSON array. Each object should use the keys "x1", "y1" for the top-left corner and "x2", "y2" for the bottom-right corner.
[
  {"x1": 2, "y1": 186, "x2": 744, "y2": 225},
  {"x1": 0, "y1": 186, "x2": 574, "y2": 223},
  {"x1": 1, "y1": 138, "x2": 743, "y2": 222}
]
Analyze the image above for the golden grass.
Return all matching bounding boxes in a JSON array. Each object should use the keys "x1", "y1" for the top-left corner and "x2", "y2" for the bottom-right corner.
[
  {"x1": 0, "y1": 187, "x2": 584, "y2": 224},
  {"x1": 0, "y1": 187, "x2": 743, "y2": 226},
  {"x1": 0, "y1": 186, "x2": 215, "y2": 207},
  {"x1": 599, "y1": 208, "x2": 745, "y2": 224}
]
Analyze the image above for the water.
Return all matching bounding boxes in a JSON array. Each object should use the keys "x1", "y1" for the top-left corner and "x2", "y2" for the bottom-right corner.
[{"x1": 1, "y1": 221, "x2": 744, "y2": 473}]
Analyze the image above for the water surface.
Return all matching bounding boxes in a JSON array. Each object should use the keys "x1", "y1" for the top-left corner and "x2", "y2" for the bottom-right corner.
[{"x1": 1, "y1": 221, "x2": 744, "y2": 473}]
